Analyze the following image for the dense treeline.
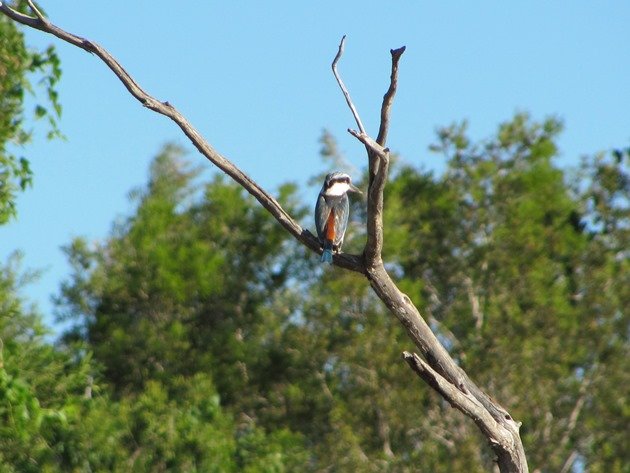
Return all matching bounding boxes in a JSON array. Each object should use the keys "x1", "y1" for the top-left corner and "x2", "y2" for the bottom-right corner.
[{"x1": 1, "y1": 13, "x2": 628, "y2": 473}]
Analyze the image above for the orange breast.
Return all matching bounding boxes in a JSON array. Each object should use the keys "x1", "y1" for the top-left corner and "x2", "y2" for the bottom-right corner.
[{"x1": 325, "y1": 208, "x2": 336, "y2": 241}]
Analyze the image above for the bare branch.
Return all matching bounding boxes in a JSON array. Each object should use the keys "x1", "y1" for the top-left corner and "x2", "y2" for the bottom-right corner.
[
  {"x1": 331, "y1": 39, "x2": 404, "y2": 266},
  {"x1": 403, "y1": 351, "x2": 509, "y2": 445},
  {"x1": 333, "y1": 36, "x2": 404, "y2": 270},
  {"x1": 331, "y1": 33, "x2": 527, "y2": 472},
  {"x1": 349, "y1": 45, "x2": 404, "y2": 266},
  {"x1": 559, "y1": 450, "x2": 578, "y2": 473},
  {"x1": 403, "y1": 351, "x2": 528, "y2": 472},
  {"x1": 347, "y1": 129, "x2": 389, "y2": 159},
  {"x1": 376, "y1": 46, "x2": 405, "y2": 146},
  {"x1": 25, "y1": 0, "x2": 47, "y2": 24},
  {"x1": 0, "y1": 2, "x2": 365, "y2": 274},
  {"x1": 331, "y1": 35, "x2": 366, "y2": 135},
  {"x1": 363, "y1": 149, "x2": 389, "y2": 266},
  {"x1": 341, "y1": 44, "x2": 517, "y2": 443}
]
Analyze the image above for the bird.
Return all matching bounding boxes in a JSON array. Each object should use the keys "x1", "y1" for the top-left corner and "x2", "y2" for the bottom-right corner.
[{"x1": 315, "y1": 172, "x2": 361, "y2": 264}]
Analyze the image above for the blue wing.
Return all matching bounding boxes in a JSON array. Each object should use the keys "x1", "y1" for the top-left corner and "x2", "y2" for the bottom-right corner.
[
  {"x1": 332, "y1": 194, "x2": 350, "y2": 248},
  {"x1": 315, "y1": 193, "x2": 330, "y2": 241}
]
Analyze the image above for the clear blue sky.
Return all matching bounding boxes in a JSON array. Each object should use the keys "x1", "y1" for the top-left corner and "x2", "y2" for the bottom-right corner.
[{"x1": 2, "y1": 1, "x2": 629, "y2": 332}]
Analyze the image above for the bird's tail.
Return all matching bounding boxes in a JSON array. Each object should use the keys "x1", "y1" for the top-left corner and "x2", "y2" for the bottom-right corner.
[{"x1": 321, "y1": 241, "x2": 333, "y2": 264}]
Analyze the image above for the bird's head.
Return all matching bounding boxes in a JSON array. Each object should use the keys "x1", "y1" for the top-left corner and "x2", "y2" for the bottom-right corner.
[{"x1": 321, "y1": 172, "x2": 362, "y2": 196}]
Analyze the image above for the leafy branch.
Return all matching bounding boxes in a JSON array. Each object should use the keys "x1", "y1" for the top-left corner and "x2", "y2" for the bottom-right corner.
[{"x1": 0, "y1": 0, "x2": 63, "y2": 222}]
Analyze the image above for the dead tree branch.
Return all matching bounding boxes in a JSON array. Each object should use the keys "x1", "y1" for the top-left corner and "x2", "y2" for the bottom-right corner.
[
  {"x1": 0, "y1": 3, "x2": 528, "y2": 471},
  {"x1": 0, "y1": 2, "x2": 364, "y2": 273},
  {"x1": 403, "y1": 352, "x2": 513, "y2": 446},
  {"x1": 331, "y1": 38, "x2": 528, "y2": 472},
  {"x1": 376, "y1": 46, "x2": 405, "y2": 146},
  {"x1": 331, "y1": 35, "x2": 366, "y2": 135}
]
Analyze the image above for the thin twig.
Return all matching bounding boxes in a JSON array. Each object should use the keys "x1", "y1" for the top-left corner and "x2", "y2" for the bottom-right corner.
[
  {"x1": 331, "y1": 35, "x2": 366, "y2": 135},
  {"x1": 26, "y1": 0, "x2": 47, "y2": 24}
]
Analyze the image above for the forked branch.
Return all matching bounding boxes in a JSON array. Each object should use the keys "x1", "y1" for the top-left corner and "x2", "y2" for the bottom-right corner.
[
  {"x1": 330, "y1": 38, "x2": 528, "y2": 472},
  {"x1": 403, "y1": 352, "x2": 513, "y2": 449},
  {"x1": 331, "y1": 42, "x2": 404, "y2": 266}
]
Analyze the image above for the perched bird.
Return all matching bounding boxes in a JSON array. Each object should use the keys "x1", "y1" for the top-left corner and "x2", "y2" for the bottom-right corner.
[{"x1": 315, "y1": 172, "x2": 361, "y2": 264}]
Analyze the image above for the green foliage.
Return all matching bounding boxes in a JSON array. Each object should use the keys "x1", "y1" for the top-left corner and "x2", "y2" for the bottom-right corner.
[
  {"x1": 0, "y1": 4, "x2": 63, "y2": 224},
  {"x1": 1, "y1": 248, "x2": 308, "y2": 471},
  {"x1": 49, "y1": 127, "x2": 628, "y2": 471},
  {"x1": 58, "y1": 144, "x2": 308, "y2": 398},
  {"x1": 1, "y1": 113, "x2": 627, "y2": 471},
  {"x1": 0, "y1": 254, "x2": 88, "y2": 472},
  {"x1": 386, "y1": 114, "x2": 629, "y2": 471}
]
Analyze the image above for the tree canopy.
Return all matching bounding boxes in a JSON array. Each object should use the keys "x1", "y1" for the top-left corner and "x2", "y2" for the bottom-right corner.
[{"x1": 4, "y1": 115, "x2": 627, "y2": 471}]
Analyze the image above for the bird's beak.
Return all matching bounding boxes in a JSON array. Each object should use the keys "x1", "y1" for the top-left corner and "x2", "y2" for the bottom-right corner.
[{"x1": 349, "y1": 183, "x2": 362, "y2": 194}]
